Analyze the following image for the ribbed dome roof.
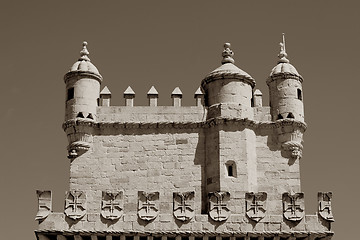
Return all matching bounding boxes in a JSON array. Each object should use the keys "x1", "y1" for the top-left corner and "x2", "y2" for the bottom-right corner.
[
  {"x1": 203, "y1": 43, "x2": 255, "y2": 87},
  {"x1": 270, "y1": 62, "x2": 299, "y2": 76},
  {"x1": 68, "y1": 41, "x2": 100, "y2": 75}
]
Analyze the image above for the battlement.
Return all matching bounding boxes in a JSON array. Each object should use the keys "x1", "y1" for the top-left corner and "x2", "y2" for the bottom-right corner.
[{"x1": 36, "y1": 190, "x2": 334, "y2": 240}]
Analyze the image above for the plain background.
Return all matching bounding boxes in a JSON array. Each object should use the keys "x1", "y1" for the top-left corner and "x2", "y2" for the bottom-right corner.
[{"x1": 0, "y1": 1, "x2": 358, "y2": 239}]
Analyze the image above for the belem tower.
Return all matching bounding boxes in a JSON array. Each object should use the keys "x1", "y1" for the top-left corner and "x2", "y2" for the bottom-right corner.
[{"x1": 35, "y1": 35, "x2": 334, "y2": 240}]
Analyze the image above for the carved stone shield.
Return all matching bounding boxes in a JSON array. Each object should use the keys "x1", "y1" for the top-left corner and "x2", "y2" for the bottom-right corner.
[
  {"x1": 245, "y1": 192, "x2": 267, "y2": 222},
  {"x1": 173, "y1": 191, "x2": 195, "y2": 221},
  {"x1": 64, "y1": 191, "x2": 86, "y2": 220},
  {"x1": 101, "y1": 191, "x2": 123, "y2": 221},
  {"x1": 208, "y1": 191, "x2": 230, "y2": 221},
  {"x1": 318, "y1": 192, "x2": 334, "y2": 222},
  {"x1": 138, "y1": 191, "x2": 159, "y2": 221},
  {"x1": 35, "y1": 190, "x2": 52, "y2": 220},
  {"x1": 282, "y1": 192, "x2": 304, "y2": 221}
]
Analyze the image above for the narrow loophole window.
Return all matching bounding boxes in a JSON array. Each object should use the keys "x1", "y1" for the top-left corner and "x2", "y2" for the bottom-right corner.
[
  {"x1": 228, "y1": 165, "x2": 233, "y2": 177},
  {"x1": 225, "y1": 161, "x2": 236, "y2": 177},
  {"x1": 67, "y1": 87, "x2": 74, "y2": 101},
  {"x1": 297, "y1": 89, "x2": 302, "y2": 100}
]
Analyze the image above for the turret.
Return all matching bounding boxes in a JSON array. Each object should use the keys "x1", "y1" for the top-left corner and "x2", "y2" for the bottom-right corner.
[
  {"x1": 64, "y1": 41, "x2": 102, "y2": 122},
  {"x1": 201, "y1": 43, "x2": 255, "y2": 119},
  {"x1": 267, "y1": 34, "x2": 304, "y2": 122},
  {"x1": 63, "y1": 41, "x2": 102, "y2": 158}
]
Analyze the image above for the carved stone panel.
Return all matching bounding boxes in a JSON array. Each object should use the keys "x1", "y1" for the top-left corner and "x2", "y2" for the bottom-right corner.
[
  {"x1": 173, "y1": 191, "x2": 195, "y2": 221},
  {"x1": 101, "y1": 191, "x2": 123, "y2": 221},
  {"x1": 64, "y1": 191, "x2": 86, "y2": 220},
  {"x1": 318, "y1": 192, "x2": 334, "y2": 222},
  {"x1": 282, "y1": 192, "x2": 305, "y2": 221},
  {"x1": 208, "y1": 191, "x2": 230, "y2": 221},
  {"x1": 138, "y1": 191, "x2": 159, "y2": 221},
  {"x1": 35, "y1": 190, "x2": 52, "y2": 220},
  {"x1": 245, "y1": 192, "x2": 267, "y2": 222}
]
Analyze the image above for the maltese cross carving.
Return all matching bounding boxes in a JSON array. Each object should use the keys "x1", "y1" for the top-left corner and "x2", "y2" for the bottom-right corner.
[
  {"x1": 173, "y1": 191, "x2": 195, "y2": 221},
  {"x1": 245, "y1": 192, "x2": 267, "y2": 222},
  {"x1": 208, "y1": 191, "x2": 230, "y2": 221},
  {"x1": 318, "y1": 192, "x2": 334, "y2": 222},
  {"x1": 282, "y1": 192, "x2": 304, "y2": 221},
  {"x1": 138, "y1": 191, "x2": 159, "y2": 221},
  {"x1": 35, "y1": 190, "x2": 52, "y2": 221},
  {"x1": 64, "y1": 191, "x2": 86, "y2": 220},
  {"x1": 101, "y1": 191, "x2": 123, "y2": 221}
]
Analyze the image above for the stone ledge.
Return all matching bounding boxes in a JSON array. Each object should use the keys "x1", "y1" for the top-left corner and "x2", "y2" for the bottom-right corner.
[{"x1": 62, "y1": 118, "x2": 307, "y2": 132}]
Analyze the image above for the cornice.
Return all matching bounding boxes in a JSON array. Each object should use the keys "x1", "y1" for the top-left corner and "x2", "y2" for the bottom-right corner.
[
  {"x1": 202, "y1": 73, "x2": 256, "y2": 89},
  {"x1": 266, "y1": 73, "x2": 303, "y2": 85},
  {"x1": 64, "y1": 71, "x2": 103, "y2": 84},
  {"x1": 62, "y1": 118, "x2": 307, "y2": 132},
  {"x1": 35, "y1": 230, "x2": 333, "y2": 237}
]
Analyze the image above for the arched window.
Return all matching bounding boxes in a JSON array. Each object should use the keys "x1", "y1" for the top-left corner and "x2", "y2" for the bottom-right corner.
[
  {"x1": 297, "y1": 89, "x2": 302, "y2": 100},
  {"x1": 225, "y1": 161, "x2": 237, "y2": 177},
  {"x1": 67, "y1": 87, "x2": 74, "y2": 101}
]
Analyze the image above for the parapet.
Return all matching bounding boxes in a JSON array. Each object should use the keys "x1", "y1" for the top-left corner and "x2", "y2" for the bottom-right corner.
[{"x1": 36, "y1": 190, "x2": 334, "y2": 239}]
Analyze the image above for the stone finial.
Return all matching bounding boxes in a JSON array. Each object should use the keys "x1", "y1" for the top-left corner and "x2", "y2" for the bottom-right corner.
[
  {"x1": 221, "y1": 42, "x2": 235, "y2": 64},
  {"x1": 171, "y1": 87, "x2": 182, "y2": 107},
  {"x1": 253, "y1": 89, "x2": 263, "y2": 107},
  {"x1": 79, "y1": 41, "x2": 90, "y2": 61},
  {"x1": 124, "y1": 86, "x2": 135, "y2": 107},
  {"x1": 278, "y1": 33, "x2": 290, "y2": 63},
  {"x1": 147, "y1": 86, "x2": 159, "y2": 106},
  {"x1": 194, "y1": 87, "x2": 204, "y2": 106},
  {"x1": 100, "y1": 86, "x2": 111, "y2": 107}
]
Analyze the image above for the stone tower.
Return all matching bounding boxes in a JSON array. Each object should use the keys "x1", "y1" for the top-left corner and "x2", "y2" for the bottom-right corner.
[{"x1": 35, "y1": 37, "x2": 334, "y2": 240}]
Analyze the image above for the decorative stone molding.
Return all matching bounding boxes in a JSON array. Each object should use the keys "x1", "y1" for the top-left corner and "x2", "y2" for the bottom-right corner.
[
  {"x1": 318, "y1": 192, "x2": 334, "y2": 222},
  {"x1": 282, "y1": 192, "x2": 305, "y2": 221},
  {"x1": 245, "y1": 192, "x2": 267, "y2": 222},
  {"x1": 138, "y1": 191, "x2": 159, "y2": 221},
  {"x1": 62, "y1": 117, "x2": 307, "y2": 132},
  {"x1": 35, "y1": 230, "x2": 334, "y2": 239},
  {"x1": 173, "y1": 191, "x2": 195, "y2": 222},
  {"x1": 266, "y1": 72, "x2": 304, "y2": 85},
  {"x1": 64, "y1": 191, "x2": 86, "y2": 220},
  {"x1": 35, "y1": 190, "x2": 52, "y2": 221},
  {"x1": 101, "y1": 191, "x2": 123, "y2": 221},
  {"x1": 281, "y1": 141, "x2": 303, "y2": 160},
  {"x1": 208, "y1": 191, "x2": 231, "y2": 221}
]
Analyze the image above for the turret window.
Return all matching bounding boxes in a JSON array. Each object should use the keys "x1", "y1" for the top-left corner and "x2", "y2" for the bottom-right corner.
[
  {"x1": 225, "y1": 161, "x2": 237, "y2": 177},
  {"x1": 297, "y1": 89, "x2": 302, "y2": 101},
  {"x1": 76, "y1": 112, "x2": 84, "y2": 118},
  {"x1": 287, "y1": 112, "x2": 295, "y2": 118},
  {"x1": 67, "y1": 87, "x2": 74, "y2": 101}
]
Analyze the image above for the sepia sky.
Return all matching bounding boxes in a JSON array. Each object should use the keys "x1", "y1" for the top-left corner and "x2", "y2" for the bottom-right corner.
[{"x1": 0, "y1": 1, "x2": 358, "y2": 239}]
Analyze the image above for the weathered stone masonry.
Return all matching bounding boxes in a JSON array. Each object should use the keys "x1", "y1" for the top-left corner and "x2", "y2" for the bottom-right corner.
[{"x1": 36, "y1": 38, "x2": 334, "y2": 240}]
